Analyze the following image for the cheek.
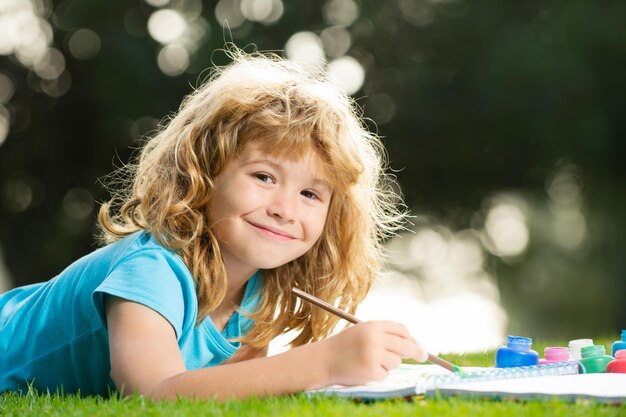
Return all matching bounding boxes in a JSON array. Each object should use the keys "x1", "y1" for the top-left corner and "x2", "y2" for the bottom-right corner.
[
  {"x1": 209, "y1": 179, "x2": 256, "y2": 220},
  {"x1": 207, "y1": 196, "x2": 229, "y2": 225},
  {"x1": 307, "y1": 207, "x2": 330, "y2": 242}
]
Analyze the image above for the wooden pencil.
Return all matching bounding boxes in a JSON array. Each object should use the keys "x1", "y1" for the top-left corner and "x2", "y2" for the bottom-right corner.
[{"x1": 291, "y1": 286, "x2": 460, "y2": 373}]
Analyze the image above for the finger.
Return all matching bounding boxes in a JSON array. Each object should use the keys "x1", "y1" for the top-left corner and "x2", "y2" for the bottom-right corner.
[
  {"x1": 378, "y1": 321, "x2": 414, "y2": 341},
  {"x1": 380, "y1": 351, "x2": 403, "y2": 373},
  {"x1": 384, "y1": 335, "x2": 427, "y2": 362},
  {"x1": 408, "y1": 348, "x2": 428, "y2": 363},
  {"x1": 370, "y1": 365, "x2": 390, "y2": 382}
]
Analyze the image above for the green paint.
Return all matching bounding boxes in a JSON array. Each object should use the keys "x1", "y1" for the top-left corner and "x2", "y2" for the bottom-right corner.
[{"x1": 579, "y1": 345, "x2": 614, "y2": 373}]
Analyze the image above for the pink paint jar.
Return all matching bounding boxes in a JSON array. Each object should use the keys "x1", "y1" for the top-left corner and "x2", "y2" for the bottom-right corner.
[{"x1": 539, "y1": 347, "x2": 570, "y2": 364}]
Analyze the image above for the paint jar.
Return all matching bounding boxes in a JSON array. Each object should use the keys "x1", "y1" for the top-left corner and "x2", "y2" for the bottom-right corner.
[
  {"x1": 568, "y1": 338, "x2": 594, "y2": 360},
  {"x1": 611, "y1": 330, "x2": 626, "y2": 356},
  {"x1": 495, "y1": 336, "x2": 539, "y2": 368},
  {"x1": 538, "y1": 347, "x2": 569, "y2": 364},
  {"x1": 578, "y1": 345, "x2": 613, "y2": 373},
  {"x1": 607, "y1": 350, "x2": 626, "y2": 374}
]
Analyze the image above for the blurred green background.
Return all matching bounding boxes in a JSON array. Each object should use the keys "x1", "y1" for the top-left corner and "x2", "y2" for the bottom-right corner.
[{"x1": 0, "y1": 0, "x2": 624, "y2": 345}]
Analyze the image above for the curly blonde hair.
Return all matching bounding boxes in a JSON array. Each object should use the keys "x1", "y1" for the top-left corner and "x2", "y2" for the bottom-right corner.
[{"x1": 98, "y1": 49, "x2": 407, "y2": 348}]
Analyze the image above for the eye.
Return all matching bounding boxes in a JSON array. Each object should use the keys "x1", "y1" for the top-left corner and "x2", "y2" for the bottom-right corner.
[
  {"x1": 253, "y1": 173, "x2": 274, "y2": 184},
  {"x1": 301, "y1": 190, "x2": 320, "y2": 201}
]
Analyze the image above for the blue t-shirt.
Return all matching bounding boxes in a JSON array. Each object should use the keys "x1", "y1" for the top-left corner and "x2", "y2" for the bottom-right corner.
[{"x1": 0, "y1": 232, "x2": 262, "y2": 396}]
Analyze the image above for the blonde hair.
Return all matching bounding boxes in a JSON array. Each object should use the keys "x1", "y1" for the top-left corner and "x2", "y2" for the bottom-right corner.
[{"x1": 98, "y1": 49, "x2": 407, "y2": 348}]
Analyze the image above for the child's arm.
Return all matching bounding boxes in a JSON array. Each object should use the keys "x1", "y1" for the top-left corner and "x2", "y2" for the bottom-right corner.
[
  {"x1": 223, "y1": 344, "x2": 268, "y2": 363},
  {"x1": 106, "y1": 296, "x2": 425, "y2": 401}
]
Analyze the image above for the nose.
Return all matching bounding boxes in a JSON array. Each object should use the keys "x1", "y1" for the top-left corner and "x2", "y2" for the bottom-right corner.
[{"x1": 268, "y1": 190, "x2": 297, "y2": 223}]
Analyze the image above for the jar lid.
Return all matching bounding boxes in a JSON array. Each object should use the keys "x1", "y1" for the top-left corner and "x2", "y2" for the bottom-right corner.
[
  {"x1": 581, "y1": 344, "x2": 606, "y2": 358},
  {"x1": 544, "y1": 347, "x2": 569, "y2": 361},
  {"x1": 507, "y1": 335, "x2": 532, "y2": 350}
]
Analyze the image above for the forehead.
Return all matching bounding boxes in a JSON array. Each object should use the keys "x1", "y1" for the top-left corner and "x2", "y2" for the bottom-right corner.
[{"x1": 237, "y1": 142, "x2": 333, "y2": 182}]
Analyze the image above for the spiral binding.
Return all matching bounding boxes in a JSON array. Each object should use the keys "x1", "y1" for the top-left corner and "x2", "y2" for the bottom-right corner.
[{"x1": 417, "y1": 361, "x2": 580, "y2": 392}]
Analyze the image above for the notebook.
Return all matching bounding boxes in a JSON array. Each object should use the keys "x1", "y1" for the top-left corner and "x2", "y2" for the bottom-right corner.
[
  {"x1": 306, "y1": 361, "x2": 626, "y2": 402},
  {"x1": 432, "y1": 373, "x2": 626, "y2": 403}
]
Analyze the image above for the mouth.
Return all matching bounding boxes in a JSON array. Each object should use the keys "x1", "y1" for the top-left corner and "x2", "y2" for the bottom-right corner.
[{"x1": 247, "y1": 221, "x2": 297, "y2": 241}]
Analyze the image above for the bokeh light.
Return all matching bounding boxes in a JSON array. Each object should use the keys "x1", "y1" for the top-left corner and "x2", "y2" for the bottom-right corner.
[
  {"x1": 145, "y1": 0, "x2": 171, "y2": 7},
  {"x1": 398, "y1": 0, "x2": 435, "y2": 27},
  {"x1": 0, "y1": 105, "x2": 9, "y2": 146},
  {"x1": 215, "y1": 0, "x2": 246, "y2": 29},
  {"x1": 240, "y1": 0, "x2": 283, "y2": 25},
  {"x1": 3, "y1": 177, "x2": 33, "y2": 213},
  {"x1": 322, "y1": 0, "x2": 360, "y2": 27},
  {"x1": 482, "y1": 198, "x2": 529, "y2": 258},
  {"x1": 62, "y1": 188, "x2": 94, "y2": 221},
  {"x1": 365, "y1": 93, "x2": 396, "y2": 125},
  {"x1": 33, "y1": 48, "x2": 65, "y2": 80},
  {"x1": 327, "y1": 56, "x2": 365, "y2": 95},
  {"x1": 67, "y1": 29, "x2": 101, "y2": 60},
  {"x1": 320, "y1": 26, "x2": 351, "y2": 58},
  {"x1": 0, "y1": 0, "x2": 71, "y2": 135},
  {"x1": 0, "y1": 1, "x2": 54, "y2": 66},
  {"x1": 157, "y1": 43, "x2": 190, "y2": 76},
  {"x1": 130, "y1": 116, "x2": 160, "y2": 143},
  {"x1": 285, "y1": 31, "x2": 326, "y2": 72},
  {"x1": 148, "y1": 9, "x2": 188, "y2": 44},
  {"x1": 547, "y1": 164, "x2": 587, "y2": 250},
  {"x1": 0, "y1": 73, "x2": 15, "y2": 104},
  {"x1": 407, "y1": 228, "x2": 449, "y2": 270},
  {"x1": 0, "y1": 244, "x2": 11, "y2": 292},
  {"x1": 40, "y1": 71, "x2": 72, "y2": 97},
  {"x1": 145, "y1": 2, "x2": 209, "y2": 76}
]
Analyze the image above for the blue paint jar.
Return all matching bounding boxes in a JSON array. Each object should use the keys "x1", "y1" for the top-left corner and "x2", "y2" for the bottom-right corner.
[
  {"x1": 611, "y1": 330, "x2": 626, "y2": 357},
  {"x1": 495, "y1": 335, "x2": 539, "y2": 368}
]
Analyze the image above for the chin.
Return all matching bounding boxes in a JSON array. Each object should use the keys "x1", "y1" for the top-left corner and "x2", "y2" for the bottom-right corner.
[
  {"x1": 255, "y1": 255, "x2": 301, "y2": 270},
  {"x1": 257, "y1": 260, "x2": 291, "y2": 270}
]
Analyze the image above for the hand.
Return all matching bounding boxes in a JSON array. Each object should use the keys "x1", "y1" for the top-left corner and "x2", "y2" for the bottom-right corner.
[{"x1": 320, "y1": 321, "x2": 428, "y2": 386}]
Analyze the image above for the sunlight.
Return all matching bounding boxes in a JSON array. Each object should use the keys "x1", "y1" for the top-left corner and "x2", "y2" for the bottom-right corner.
[
  {"x1": 357, "y1": 276, "x2": 506, "y2": 354},
  {"x1": 268, "y1": 271, "x2": 506, "y2": 356},
  {"x1": 269, "y1": 223, "x2": 507, "y2": 357}
]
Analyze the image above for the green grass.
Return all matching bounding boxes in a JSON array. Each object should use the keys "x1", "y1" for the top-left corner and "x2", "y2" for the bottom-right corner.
[{"x1": 1, "y1": 338, "x2": 624, "y2": 417}]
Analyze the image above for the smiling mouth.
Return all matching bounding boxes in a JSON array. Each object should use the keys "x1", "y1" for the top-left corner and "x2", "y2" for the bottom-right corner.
[{"x1": 247, "y1": 221, "x2": 296, "y2": 241}]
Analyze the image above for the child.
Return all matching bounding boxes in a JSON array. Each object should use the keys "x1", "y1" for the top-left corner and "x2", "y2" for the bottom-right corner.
[{"x1": 0, "y1": 49, "x2": 427, "y2": 400}]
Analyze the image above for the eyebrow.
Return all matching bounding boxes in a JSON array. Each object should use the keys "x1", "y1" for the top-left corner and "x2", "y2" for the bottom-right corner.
[{"x1": 244, "y1": 158, "x2": 333, "y2": 191}]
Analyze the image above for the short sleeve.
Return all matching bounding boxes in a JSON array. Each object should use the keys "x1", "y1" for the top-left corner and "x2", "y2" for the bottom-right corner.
[{"x1": 92, "y1": 249, "x2": 195, "y2": 340}]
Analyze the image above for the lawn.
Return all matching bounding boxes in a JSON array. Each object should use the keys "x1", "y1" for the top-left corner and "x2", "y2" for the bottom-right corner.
[{"x1": 1, "y1": 338, "x2": 624, "y2": 417}]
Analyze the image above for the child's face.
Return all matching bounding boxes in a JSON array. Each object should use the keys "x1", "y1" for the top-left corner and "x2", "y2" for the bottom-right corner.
[{"x1": 208, "y1": 142, "x2": 333, "y2": 277}]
